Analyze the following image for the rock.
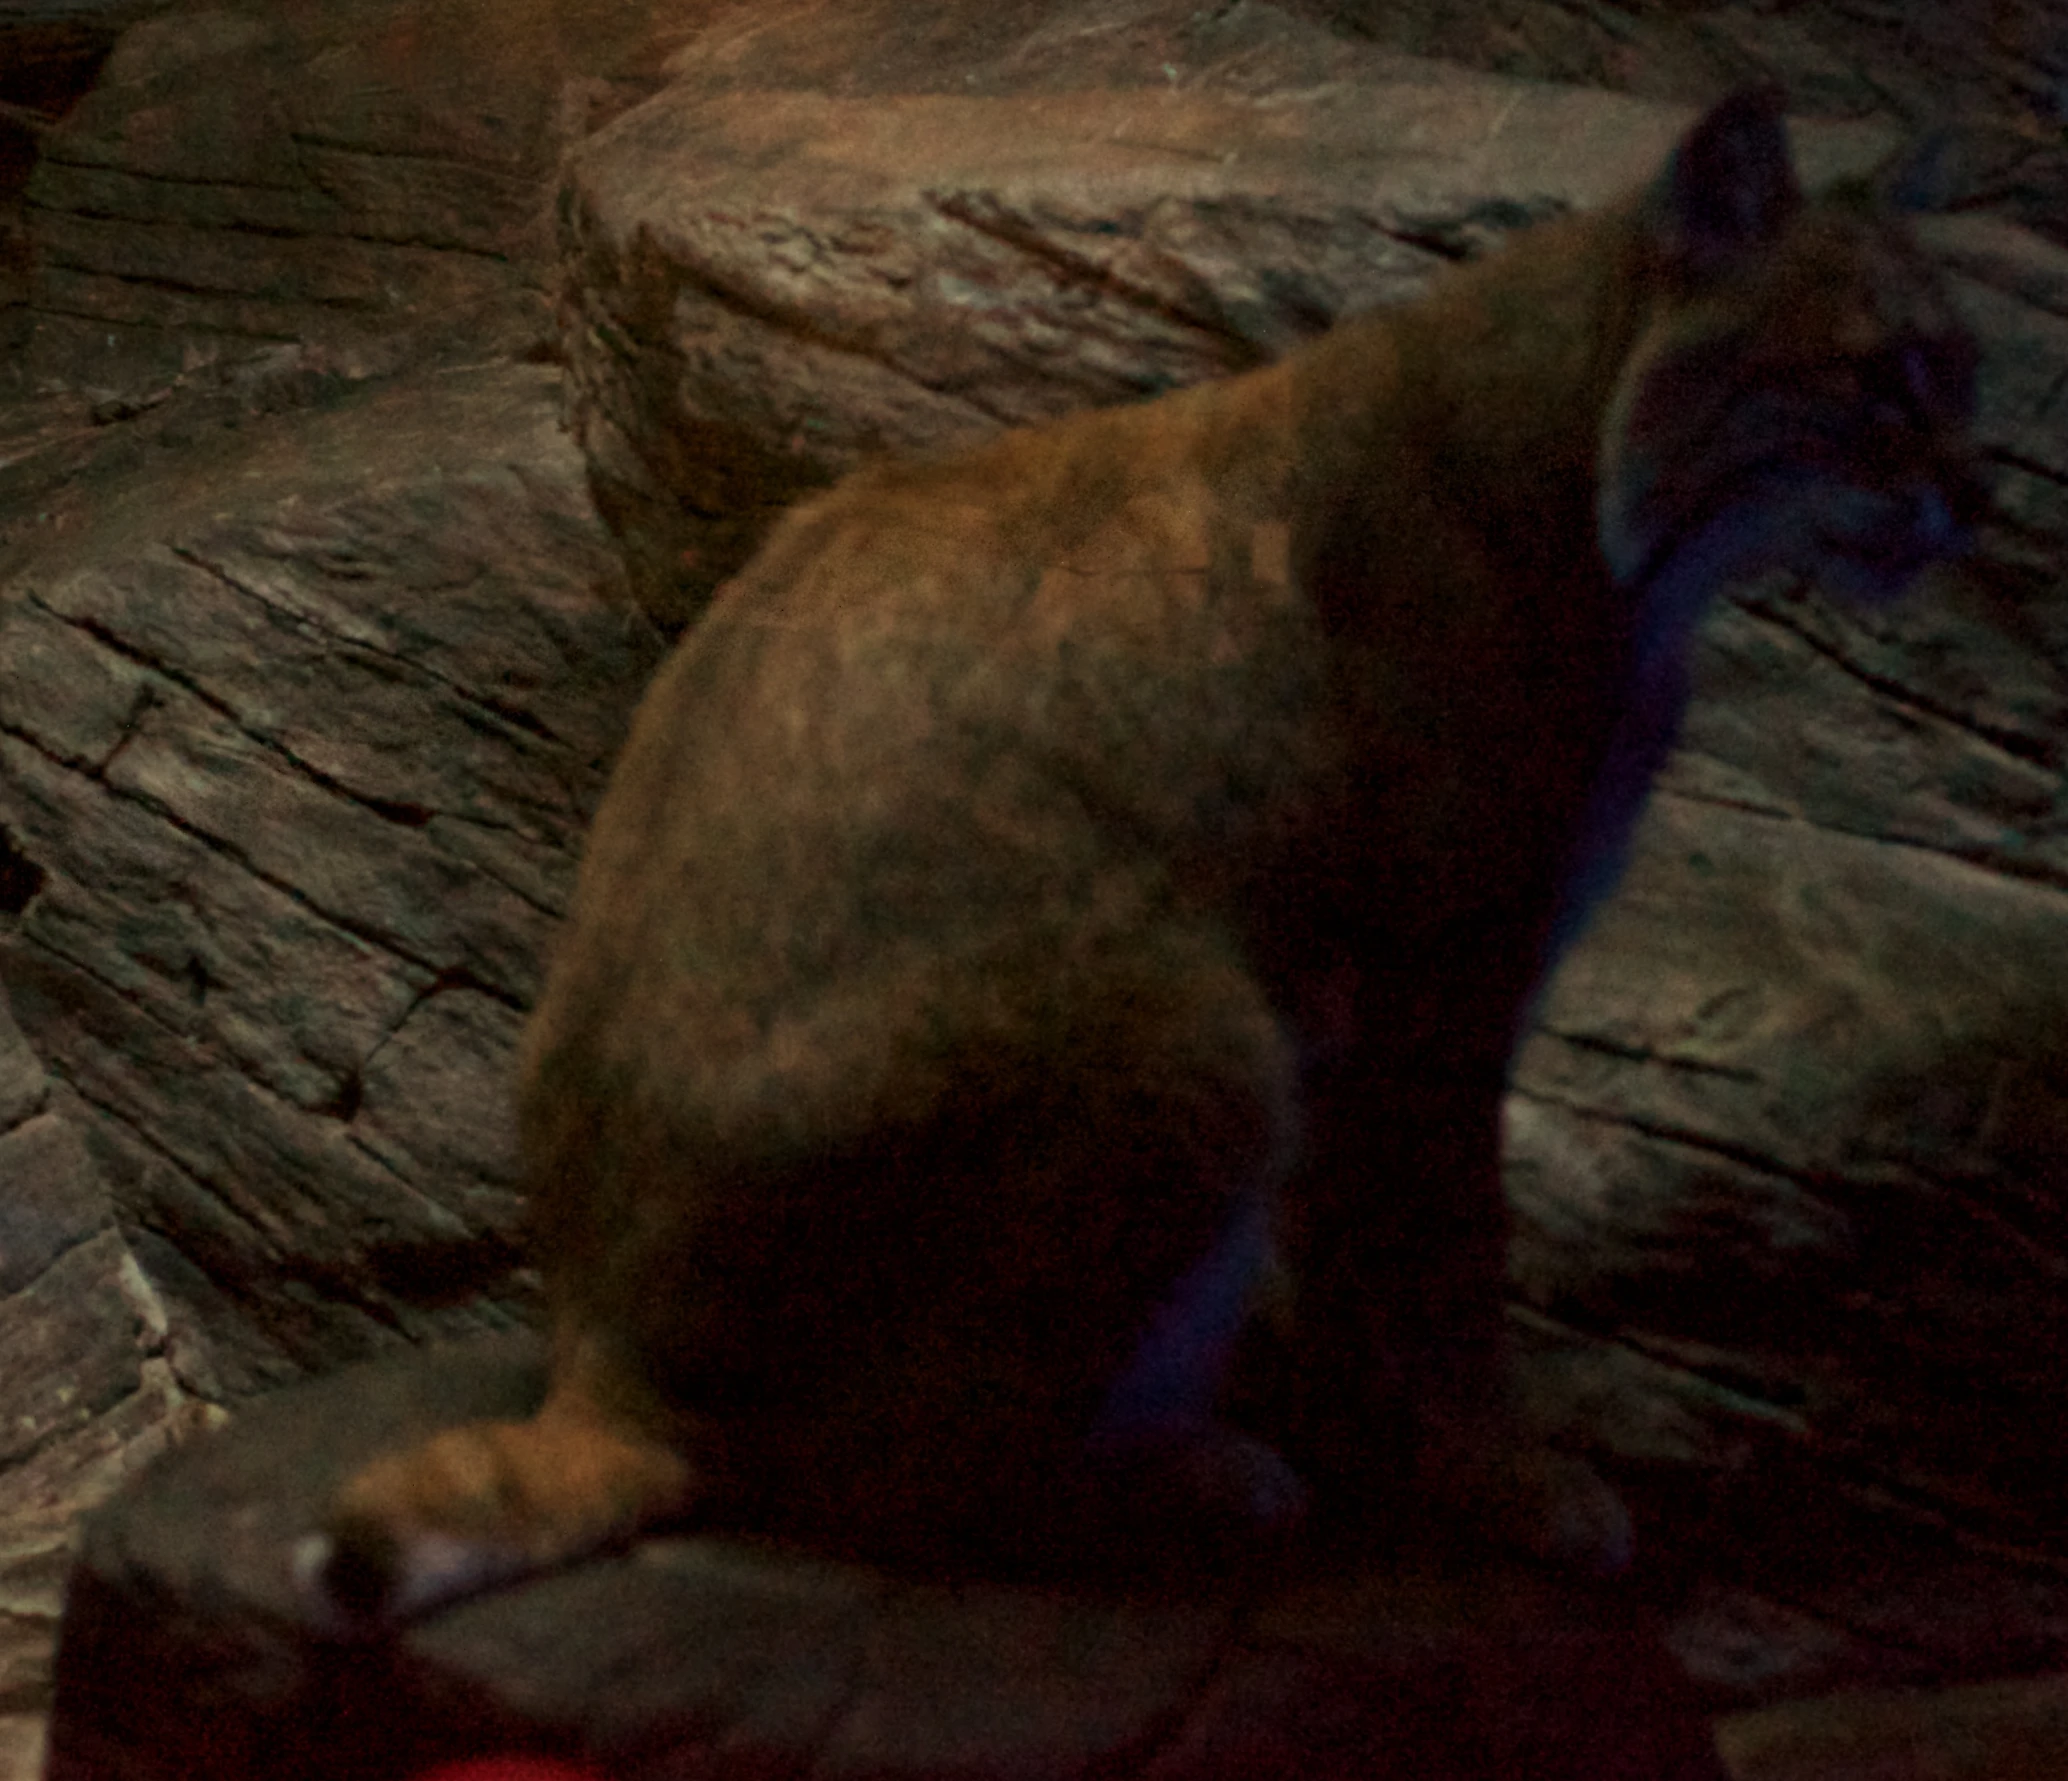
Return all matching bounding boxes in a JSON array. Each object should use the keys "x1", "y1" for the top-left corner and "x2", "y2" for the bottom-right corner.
[
  {"x1": 1290, "y1": 0, "x2": 2068, "y2": 180},
  {"x1": 42, "y1": 1335, "x2": 1727, "y2": 1781},
  {"x1": 8, "y1": 0, "x2": 697, "y2": 411},
  {"x1": 563, "y1": 21, "x2": 1900, "y2": 625},
  {"x1": 22, "y1": 5, "x2": 536, "y2": 387},
  {"x1": 557, "y1": 0, "x2": 2066, "y2": 626},
  {"x1": 0, "y1": 1, "x2": 121, "y2": 382},
  {"x1": 1507, "y1": 210, "x2": 2068, "y2": 1696},
  {"x1": 0, "y1": 360, "x2": 666, "y2": 1400},
  {"x1": 0, "y1": 972, "x2": 222, "y2": 1778},
  {"x1": 1512, "y1": 792, "x2": 2068, "y2": 1690},
  {"x1": 1716, "y1": 1672, "x2": 2068, "y2": 1781}
]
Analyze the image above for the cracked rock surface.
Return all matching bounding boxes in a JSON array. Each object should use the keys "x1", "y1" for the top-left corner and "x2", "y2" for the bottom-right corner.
[
  {"x1": 5, "y1": 0, "x2": 683, "y2": 405},
  {"x1": 0, "y1": 967, "x2": 222, "y2": 1780},
  {"x1": 1, "y1": 361, "x2": 664, "y2": 1397}
]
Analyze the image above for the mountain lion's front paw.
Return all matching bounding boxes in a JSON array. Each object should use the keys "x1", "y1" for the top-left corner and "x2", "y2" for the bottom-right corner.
[
  {"x1": 294, "y1": 1421, "x2": 550, "y2": 1630},
  {"x1": 295, "y1": 1413, "x2": 696, "y2": 1630}
]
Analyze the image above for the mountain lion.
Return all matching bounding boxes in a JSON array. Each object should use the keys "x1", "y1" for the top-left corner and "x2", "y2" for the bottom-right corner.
[{"x1": 301, "y1": 87, "x2": 1978, "y2": 1622}]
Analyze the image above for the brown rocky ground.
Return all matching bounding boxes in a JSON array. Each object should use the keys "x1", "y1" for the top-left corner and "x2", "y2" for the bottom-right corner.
[
  {"x1": 3, "y1": 0, "x2": 2066, "y2": 1774},
  {"x1": 46, "y1": 1333, "x2": 1731, "y2": 1781}
]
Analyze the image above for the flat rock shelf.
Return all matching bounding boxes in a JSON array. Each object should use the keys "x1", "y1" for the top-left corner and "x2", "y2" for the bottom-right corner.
[{"x1": 42, "y1": 1333, "x2": 1725, "y2": 1781}]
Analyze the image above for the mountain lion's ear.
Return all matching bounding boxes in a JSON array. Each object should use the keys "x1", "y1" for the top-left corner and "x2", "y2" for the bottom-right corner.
[{"x1": 1650, "y1": 85, "x2": 1802, "y2": 280}]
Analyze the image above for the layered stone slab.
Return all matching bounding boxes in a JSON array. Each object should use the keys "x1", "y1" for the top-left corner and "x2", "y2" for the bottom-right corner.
[{"x1": 43, "y1": 1335, "x2": 1725, "y2": 1781}]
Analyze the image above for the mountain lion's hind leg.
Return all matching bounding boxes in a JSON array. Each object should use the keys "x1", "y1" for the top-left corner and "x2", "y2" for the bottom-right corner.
[
  {"x1": 1281, "y1": 1049, "x2": 1633, "y2": 1579},
  {"x1": 296, "y1": 1324, "x2": 702, "y2": 1628}
]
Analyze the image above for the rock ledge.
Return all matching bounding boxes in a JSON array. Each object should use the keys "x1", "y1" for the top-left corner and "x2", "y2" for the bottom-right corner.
[{"x1": 45, "y1": 1334, "x2": 1724, "y2": 1781}]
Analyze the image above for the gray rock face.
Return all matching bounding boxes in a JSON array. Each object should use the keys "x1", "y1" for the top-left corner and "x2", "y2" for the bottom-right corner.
[
  {"x1": 0, "y1": 362, "x2": 665, "y2": 1398},
  {"x1": 0, "y1": 970, "x2": 221, "y2": 1781},
  {"x1": 18, "y1": 2, "x2": 546, "y2": 397},
  {"x1": 565, "y1": 13, "x2": 1907, "y2": 629},
  {"x1": 1294, "y1": 0, "x2": 2068, "y2": 183}
]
